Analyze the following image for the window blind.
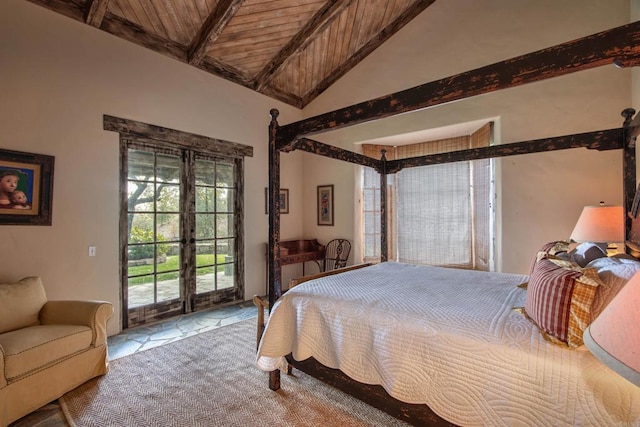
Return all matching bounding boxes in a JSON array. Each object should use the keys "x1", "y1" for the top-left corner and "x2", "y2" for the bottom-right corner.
[{"x1": 361, "y1": 123, "x2": 492, "y2": 270}]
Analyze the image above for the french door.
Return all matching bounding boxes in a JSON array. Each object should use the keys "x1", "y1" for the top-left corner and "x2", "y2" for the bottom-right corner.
[{"x1": 121, "y1": 141, "x2": 243, "y2": 328}]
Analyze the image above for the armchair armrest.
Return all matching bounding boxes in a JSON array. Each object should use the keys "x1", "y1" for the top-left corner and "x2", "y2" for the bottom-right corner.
[{"x1": 40, "y1": 300, "x2": 114, "y2": 346}]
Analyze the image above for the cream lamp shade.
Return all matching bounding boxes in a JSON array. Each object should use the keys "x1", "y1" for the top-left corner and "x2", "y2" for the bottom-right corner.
[
  {"x1": 583, "y1": 270, "x2": 640, "y2": 386},
  {"x1": 570, "y1": 204, "x2": 624, "y2": 243}
]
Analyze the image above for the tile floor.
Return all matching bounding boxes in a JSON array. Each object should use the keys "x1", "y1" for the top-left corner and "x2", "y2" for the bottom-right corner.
[
  {"x1": 10, "y1": 300, "x2": 259, "y2": 427},
  {"x1": 108, "y1": 300, "x2": 257, "y2": 360}
]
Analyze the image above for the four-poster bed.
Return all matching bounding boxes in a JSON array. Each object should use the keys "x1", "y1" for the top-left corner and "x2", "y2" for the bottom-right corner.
[{"x1": 261, "y1": 19, "x2": 640, "y2": 426}]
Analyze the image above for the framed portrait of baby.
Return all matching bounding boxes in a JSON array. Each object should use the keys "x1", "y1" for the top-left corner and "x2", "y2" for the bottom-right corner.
[{"x1": 0, "y1": 148, "x2": 54, "y2": 225}]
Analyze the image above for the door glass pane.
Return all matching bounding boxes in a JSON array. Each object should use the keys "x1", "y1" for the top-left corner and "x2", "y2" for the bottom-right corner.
[
  {"x1": 195, "y1": 159, "x2": 216, "y2": 186},
  {"x1": 195, "y1": 187, "x2": 216, "y2": 213},
  {"x1": 156, "y1": 155, "x2": 180, "y2": 183},
  {"x1": 157, "y1": 184, "x2": 180, "y2": 212},
  {"x1": 157, "y1": 272, "x2": 180, "y2": 301},
  {"x1": 128, "y1": 274, "x2": 154, "y2": 307},
  {"x1": 128, "y1": 150, "x2": 155, "y2": 180},
  {"x1": 216, "y1": 188, "x2": 233, "y2": 212},
  {"x1": 196, "y1": 266, "x2": 215, "y2": 293},
  {"x1": 196, "y1": 213, "x2": 216, "y2": 240},
  {"x1": 128, "y1": 214, "x2": 154, "y2": 243},
  {"x1": 195, "y1": 242, "x2": 214, "y2": 268},
  {"x1": 157, "y1": 243, "x2": 179, "y2": 273},
  {"x1": 216, "y1": 163, "x2": 234, "y2": 187},
  {"x1": 216, "y1": 214, "x2": 234, "y2": 238},
  {"x1": 157, "y1": 213, "x2": 180, "y2": 241}
]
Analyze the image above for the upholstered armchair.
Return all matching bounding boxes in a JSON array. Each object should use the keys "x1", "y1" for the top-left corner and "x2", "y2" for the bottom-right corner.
[{"x1": 0, "y1": 277, "x2": 113, "y2": 426}]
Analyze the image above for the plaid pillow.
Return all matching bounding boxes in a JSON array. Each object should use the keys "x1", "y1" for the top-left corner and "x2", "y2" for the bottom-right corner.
[{"x1": 524, "y1": 254, "x2": 601, "y2": 347}]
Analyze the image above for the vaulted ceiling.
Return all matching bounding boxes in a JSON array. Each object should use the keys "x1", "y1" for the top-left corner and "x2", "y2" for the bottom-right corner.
[{"x1": 26, "y1": 0, "x2": 435, "y2": 109}]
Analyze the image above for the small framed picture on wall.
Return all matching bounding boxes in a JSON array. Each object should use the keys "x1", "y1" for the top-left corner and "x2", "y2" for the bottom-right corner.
[
  {"x1": 0, "y1": 148, "x2": 54, "y2": 225},
  {"x1": 317, "y1": 184, "x2": 334, "y2": 226},
  {"x1": 265, "y1": 188, "x2": 289, "y2": 214}
]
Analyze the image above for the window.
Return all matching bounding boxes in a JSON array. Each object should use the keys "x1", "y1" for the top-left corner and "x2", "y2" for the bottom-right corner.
[{"x1": 361, "y1": 123, "x2": 494, "y2": 270}]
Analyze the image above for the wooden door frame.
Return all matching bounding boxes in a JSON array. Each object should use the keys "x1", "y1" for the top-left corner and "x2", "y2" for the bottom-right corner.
[{"x1": 106, "y1": 115, "x2": 253, "y2": 329}]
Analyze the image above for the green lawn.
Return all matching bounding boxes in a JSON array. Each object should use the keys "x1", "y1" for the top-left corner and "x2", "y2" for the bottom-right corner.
[{"x1": 128, "y1": 254, "x2": 228, "y2": 285}]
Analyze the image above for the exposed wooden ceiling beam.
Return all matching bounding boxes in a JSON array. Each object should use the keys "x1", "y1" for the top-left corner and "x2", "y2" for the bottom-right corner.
[
  {"x1": 300, "y1": 0, "x2": 437, "y2": 107},
  {"x1": 254, "y1": 0, "x2": 353, "y2": 91},
  {"x1": 25, "y1": 0, "x2": 85, "y2": 22},
  {"x1": 188, "y1": 0, "x2": 243, "y2": 66},
  {"x1": 279, "y1": 20, "x2": 640, "y2": 143},
  {"x1": 85, "y1": 0, "x2": 110, "y2": 27}
]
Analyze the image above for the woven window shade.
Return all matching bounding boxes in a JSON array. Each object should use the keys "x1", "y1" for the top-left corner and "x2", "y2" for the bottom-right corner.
[{"x1": 361, "y1": 122, "x2": 492, "y2": 270}]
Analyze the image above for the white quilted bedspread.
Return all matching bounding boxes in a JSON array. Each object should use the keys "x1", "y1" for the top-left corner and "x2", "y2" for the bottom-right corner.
[{"x1": 256, "y1": 262, "x2": 640, "y2": 427}]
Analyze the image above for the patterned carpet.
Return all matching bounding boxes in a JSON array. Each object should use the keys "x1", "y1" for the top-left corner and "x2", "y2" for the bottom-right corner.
[{"x1": 56, "y1": 319, "x2": 408, "y2": 426}]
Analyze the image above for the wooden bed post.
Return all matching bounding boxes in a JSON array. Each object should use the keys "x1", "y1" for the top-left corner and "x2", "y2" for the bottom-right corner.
[
  {"x1": 268, "y1": 108, "x2": 282, "y2": 391},
  {"x1": 623, "y1": 108, "x2": 638, "y2": 245},
  {"x1": 380, "y1": 149, "x2": 388, "y2": 262}
]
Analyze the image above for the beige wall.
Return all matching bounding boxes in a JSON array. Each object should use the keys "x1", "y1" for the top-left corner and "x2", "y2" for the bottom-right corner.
[
  {"x1": 0, "y1": 0, "x2": 302, "y2": 335},
  {"x1": 298, "y1": 0, "x2": 634, "y2": 274}
]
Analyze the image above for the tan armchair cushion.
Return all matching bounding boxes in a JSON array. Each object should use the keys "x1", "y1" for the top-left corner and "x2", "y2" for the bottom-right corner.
[
  {"x1": 0, "y1": 324, "x2": 92, "y2": 380},
  {"x1": 0, "y1": 277, "x2": 47, "y2": 334}
]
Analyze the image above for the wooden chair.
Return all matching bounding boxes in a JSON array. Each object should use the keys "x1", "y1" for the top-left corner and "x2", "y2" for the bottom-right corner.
[{"x1": 323, "y1": 239, "x2": 351, "y2": 271}]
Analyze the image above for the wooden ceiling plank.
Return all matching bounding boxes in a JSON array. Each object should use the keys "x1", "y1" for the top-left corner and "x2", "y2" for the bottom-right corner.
[
  {"x1": 336, "y1": 1, "x2": 356, "y2": 70},
  {"x1": 85, "y1": 0, "x2": 111, "y2": 27},
  {"x1": 346, "y1": 0, "x2": 366, "y2": 55},
  {"x1": 101, "y1": 11, "x2": 187, "y2": 61},
  {"x1": 284, "y1": 20, "x2": 640, "y2": 139},
  {"x1": 152, "y1": 0, "x2": 187, "y2": 44},
  {"x1": 121, "y1": 0, "x2": 161, "y2": 37},
  {"x1": 188, "y1": 0, "x2": 244, "y2": 65},
  {"x1": 216, "y1": 26, "x2": 300, "y2": 44},
  {"x1": 235, "y1": 1, "x2": 325, "y2": 18},
  {"x1": 301, "y1": 0, "x2": 436, "y2": 105},
  {"x1": 254, "y1": 0, "x2": 352, "y2": 90},
  {"x1": 211, "y1": 36, "x2": 296, "y2": 58},
  {"x1": 229, "y1": 6, "x2": 318, "y2": 27}
]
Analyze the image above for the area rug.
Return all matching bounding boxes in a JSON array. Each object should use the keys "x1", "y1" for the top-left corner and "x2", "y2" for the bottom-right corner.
[{"x1": 59, "y1": 319, "x2": 408, "y2": 426}]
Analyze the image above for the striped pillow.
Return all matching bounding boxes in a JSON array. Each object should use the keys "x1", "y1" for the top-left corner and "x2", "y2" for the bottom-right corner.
[
  {"x1": 529, "y1": 240, "x2": 570, "y2": 275},
  {"x1": 524, "y1": 254, "x2": 602, "y2": 347}
]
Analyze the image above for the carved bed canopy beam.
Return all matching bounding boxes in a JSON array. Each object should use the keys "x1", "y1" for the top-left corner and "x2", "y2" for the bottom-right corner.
[
  {"x1": 285, "y1": 128, "x2": 624, "y2": 175},
  {"x1": 385, "y1": 128, "x2": 624, "y2": 173},
  {"x1": 276, "y1": 20, "x2": 640, "y2": 147},
  {"x1": 294, "y1": 138, "x2": 383, "y2": 171}
]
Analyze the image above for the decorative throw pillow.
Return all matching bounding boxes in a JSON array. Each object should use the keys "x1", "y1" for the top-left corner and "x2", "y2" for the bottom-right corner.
[
  {"x1": 520, "y1": 240, "x2": 572, "y2": 289},
  {"x1": 569, "y1": 242, "x2": 608, "y2": 267},
  {"x1": 528, "y1": 240, "x2": 570, "y2": 275},
  {"x1": 587, "y1": 256, "x2": 640, "y2": 320},
  {"x1": 524, "y1": 254, "x2": 602, "y2": 348}
]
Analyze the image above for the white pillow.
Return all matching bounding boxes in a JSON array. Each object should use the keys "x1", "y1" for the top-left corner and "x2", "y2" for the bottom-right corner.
[
  {"x1": 570, "y1": 242, "x2": 608, "y2": 267},
  {"x1": 587, "y1": 256, "x2": 640, "y2": 319}
]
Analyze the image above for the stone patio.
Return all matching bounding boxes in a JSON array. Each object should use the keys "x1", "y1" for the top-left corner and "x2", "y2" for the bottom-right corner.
[{"x1": 128, "y1": 271, "x2": 235, "y2": 307}]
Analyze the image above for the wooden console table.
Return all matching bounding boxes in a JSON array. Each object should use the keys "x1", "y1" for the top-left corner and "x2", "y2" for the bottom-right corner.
[{"x1": 265, "y1": 239, "x2": 325, "y2": 294}]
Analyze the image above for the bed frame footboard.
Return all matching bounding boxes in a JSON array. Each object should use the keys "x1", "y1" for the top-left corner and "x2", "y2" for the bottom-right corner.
[{"x1": 286, "y1": 355, "x2": 458, "y2": 427}]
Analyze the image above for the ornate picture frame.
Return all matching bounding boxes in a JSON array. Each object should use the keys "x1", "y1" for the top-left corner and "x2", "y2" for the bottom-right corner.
[
  {"x1": 317, "y1": 184, "x2": 334, "y2": 226},
  {"x1": 265, "y1": 187, "x2": 289, "y2": 214},
  {"x1": 0, "y1": 148, "x2": 54, "y2": 225}
]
